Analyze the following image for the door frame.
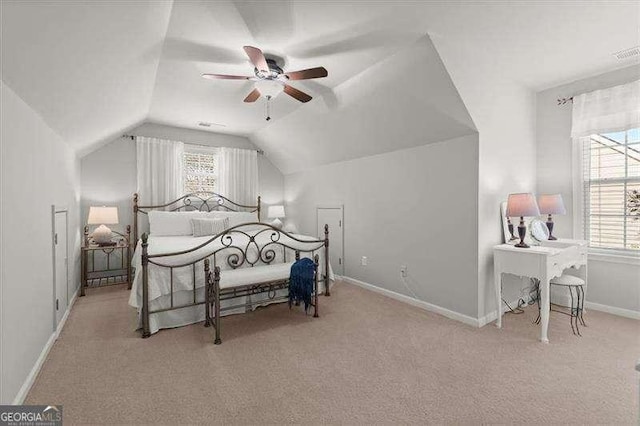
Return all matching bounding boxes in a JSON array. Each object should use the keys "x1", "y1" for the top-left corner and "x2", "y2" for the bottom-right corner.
[
  {"x1": 316, "y1": 205, "x2": 344, "y2": 276},
  {"x1": 51, "y1": 205, "x2": 69, "y2": 331}
]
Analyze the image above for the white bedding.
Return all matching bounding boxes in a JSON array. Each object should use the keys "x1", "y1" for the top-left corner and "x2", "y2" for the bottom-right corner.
[{"x1": 129, "y1": 229, "x2": 333, "y2": 334}]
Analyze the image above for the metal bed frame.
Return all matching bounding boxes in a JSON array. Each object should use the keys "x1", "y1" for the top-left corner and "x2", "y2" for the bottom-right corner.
[
  {"x1": 133, "y1": 191, "x2": 261, "y2": 247},
  {"x1": 133, "y1": 192, "x2": 330, "y2": 341}
]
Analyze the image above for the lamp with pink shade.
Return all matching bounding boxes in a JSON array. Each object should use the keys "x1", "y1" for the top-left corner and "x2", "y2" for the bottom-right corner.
[
  {"x1": 538, "y1": 194, "x2": 566, "y2": 240},
  {"x1": 506, "y1": 193, "x2": 540, "y2": 248}
]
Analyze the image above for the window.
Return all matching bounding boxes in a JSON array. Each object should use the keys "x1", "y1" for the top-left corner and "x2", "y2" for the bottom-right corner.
[
  {"x1": 583, "y1": 128, "x2": 640, "y2": 251},
  {"x1": 183, "y1": 146, "x2": 217, "y2": 195}
]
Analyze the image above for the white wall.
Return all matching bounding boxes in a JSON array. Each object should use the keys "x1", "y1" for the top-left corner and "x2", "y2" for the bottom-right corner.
[
  {"x1": 0, "y1": 80, "x2": 81, "y2": 404},
  {"x1": 537, "y1": 65, "x2": 640, "y2": 315},
  {"x1": 285, "y1": 134, "x2": 479, "y2": 318},
  {"x1": 80, "y1": 122, "x2": 284, "y2": 235},
  {"x1": 428, "y1": 36, "x2": 538, "y2": 322},
  {"x1": 476, "y1": 85, "x2": 538, "y2": 321}
]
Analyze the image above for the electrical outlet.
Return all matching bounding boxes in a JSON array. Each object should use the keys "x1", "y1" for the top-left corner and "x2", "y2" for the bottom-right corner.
[
  {"x1": 400, "y1": 265, "x2": 407, "y2": 277},
  {"x1": 361, "y1": 256, "x2": 368, "y2": 266}
]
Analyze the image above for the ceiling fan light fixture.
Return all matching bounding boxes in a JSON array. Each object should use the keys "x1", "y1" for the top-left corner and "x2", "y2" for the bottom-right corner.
[{"x1": 254, "y1": 79, "x2": 284, "y2": 99}]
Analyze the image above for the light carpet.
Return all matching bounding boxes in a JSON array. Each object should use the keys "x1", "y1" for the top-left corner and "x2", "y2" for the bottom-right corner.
[{"x1": 26, "y1": 281, "x2": 639, "y2": 424}]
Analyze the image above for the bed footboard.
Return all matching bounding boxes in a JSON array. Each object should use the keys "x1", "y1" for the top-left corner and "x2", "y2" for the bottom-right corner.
[
  {"x1": 324, "y1": 224, "x2": 330, "y2": 297},
  {"x1": 141, "y1": 233, "x2": 151, "y2": 338},
  {"x1": 138, "y1": 222, "x2": 329, "y2": 340}
]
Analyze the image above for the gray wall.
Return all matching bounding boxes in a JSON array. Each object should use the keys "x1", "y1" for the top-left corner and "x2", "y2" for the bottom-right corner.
[
  {"x1": 536, "y1": 65, "x2": 640, "y2": 314},
  {"x1": 1, "y1": 80, "x2": 81, "y2": 403},
  {"x1": 285, "y1": 134, "x2": 480, "y2": 318},
  {"x1": 80, "y1": 122, "x2": 285, "y2": 236}
]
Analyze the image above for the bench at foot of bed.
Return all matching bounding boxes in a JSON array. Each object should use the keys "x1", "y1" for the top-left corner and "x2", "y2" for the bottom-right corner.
[{"x1": 204, "y1": 255, "x2": 320, "y2": 345}]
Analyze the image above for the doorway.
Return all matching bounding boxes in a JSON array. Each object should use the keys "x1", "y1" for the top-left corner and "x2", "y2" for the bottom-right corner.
[{"x1": 52, "y1": 206, "x2": 68, "y2": 330}]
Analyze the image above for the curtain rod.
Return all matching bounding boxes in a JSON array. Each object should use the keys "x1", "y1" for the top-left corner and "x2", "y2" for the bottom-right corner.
[
  {"x1": 122, "y1": 134, "x2": 264, "y2": 155},
  {"x1": 557, "y1": 96, "x2": 573, "y2": 106}
]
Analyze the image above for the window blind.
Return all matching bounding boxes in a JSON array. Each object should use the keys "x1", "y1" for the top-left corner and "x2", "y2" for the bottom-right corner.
[
  {"x1": 183, "y1": 145, "x2": 217, "y2": 195},
  {"x1": 582, "y1": 129, "x2": 640, "y2": 251}
]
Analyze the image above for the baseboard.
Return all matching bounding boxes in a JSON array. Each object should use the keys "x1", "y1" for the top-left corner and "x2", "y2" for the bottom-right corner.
[
  {"x1": 478, "y1": 309, "x2": 498, "y2": 328},
  {"x1": 477, "y1": 297, "x2": 526, "y2": 328},
  {"x1": 11, "y1": 289, "x2": 79, "y2": 405},
  {"x1": 585, "y1": 301, "x2": 640, "y2": 320},
  {"x1": 341, "y1": 276, "x2": 479, "y2": 327}
]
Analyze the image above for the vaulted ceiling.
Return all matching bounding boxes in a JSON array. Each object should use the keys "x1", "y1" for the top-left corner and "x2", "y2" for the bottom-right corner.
[{"x1": 2, "y1": 1, "x2": 639, "y2": 171}]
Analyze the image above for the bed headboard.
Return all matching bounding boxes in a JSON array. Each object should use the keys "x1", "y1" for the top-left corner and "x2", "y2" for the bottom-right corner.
[{"x1": 133, "y1": 192, "x2": 261, "y2": 244}]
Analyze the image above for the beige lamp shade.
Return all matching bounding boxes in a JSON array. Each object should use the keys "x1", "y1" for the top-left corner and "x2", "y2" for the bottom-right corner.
[
  {"x1": 538, "y1": 194, "x2": 566, "y2": 215},
  {"x1": 87, "y1": 206, "x2": 119, "y2": 225},
  {"x1": 506, "y1": 193, "x2": 540, "y2": 217},
  {"x1": 268, "y1": 205, "x2": 285, "y2": 219}
]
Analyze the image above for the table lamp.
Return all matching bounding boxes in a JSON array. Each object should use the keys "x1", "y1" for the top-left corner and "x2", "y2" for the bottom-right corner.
[
  {"x1": 538, "y1": 194, "x2": 566, "y2": 240},
  {"x1": 88, "y1": 206, "x2": 119, "y2": 245},
  {"x1": 506, "y1": 193, "x2": 540, "y2": 248},
  {"x1": 268, "y1": 205, "x2": 285, "y2": 229}
]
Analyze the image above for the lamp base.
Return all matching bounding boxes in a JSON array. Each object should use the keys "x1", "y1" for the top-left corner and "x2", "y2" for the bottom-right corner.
[
  {"x1": 515, "y1": 219, "x2": 529, "y2": 248},
  {"x1": 546, "y1": 215, "x2": 557, "y2": 240},
  {"x1": 93, "y1": 224, "x2": 113, "y2": 244},
  {"x1": 283, "y1": 223, "x2": 298, "y2": 234},
  {"x1": 270, "y1": 218, "x2": 283, "y2": 229}
]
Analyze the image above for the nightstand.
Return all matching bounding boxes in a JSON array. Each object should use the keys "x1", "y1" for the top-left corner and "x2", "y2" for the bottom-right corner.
[{"x1": 80, "y1": 225, "x2": 132, "y2": 296}]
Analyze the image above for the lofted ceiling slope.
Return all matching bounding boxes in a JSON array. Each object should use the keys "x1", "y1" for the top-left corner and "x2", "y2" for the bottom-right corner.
[
  {"x1": 251, "y1": 35, "x2": 477, "y2": 175},
  {"x1": 2, "y1": 0, "x2": 639, "y2": 172},
  {"x1": 1, "y1": 0, "x2": 173, "y2": 155},
  {"x1": 147, "y1": 0, "x2": 426, "y2": 136}
]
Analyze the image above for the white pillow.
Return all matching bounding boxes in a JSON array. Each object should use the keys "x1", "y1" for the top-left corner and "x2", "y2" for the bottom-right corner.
[
  {"x1": 208, "y1": 211, "x2": 259, "y2": 228},
  {"x1": 191, "y1": 217, "x2": 229, "y2": 237},
  {"x1": 148, "y1": 211, "x2": 212, "y2": 236}
]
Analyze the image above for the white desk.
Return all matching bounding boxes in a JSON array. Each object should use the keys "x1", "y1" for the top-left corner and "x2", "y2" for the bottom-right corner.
[{"x1": 493, "y1": 239, "x2": 587, "y2": 342}]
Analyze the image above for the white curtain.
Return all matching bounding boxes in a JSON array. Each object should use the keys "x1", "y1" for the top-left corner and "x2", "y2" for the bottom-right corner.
[
  {"x1": 217, "y1": 147, "x2": 258, "y2": 206},
  {"x1": 136, "y1": 136, "x2": 184, "y2": 206},
  {"x1": 571, "y1": 79, "x2": 640, "y2": 238},
  {"x1": 571, "y1": 79, "x2": 640, "y2": 138}
]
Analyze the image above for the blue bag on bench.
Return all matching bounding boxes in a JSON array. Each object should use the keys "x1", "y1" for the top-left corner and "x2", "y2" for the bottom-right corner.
[{"x1": 289, "y1": 258, "x2": 315, "y2": 313}]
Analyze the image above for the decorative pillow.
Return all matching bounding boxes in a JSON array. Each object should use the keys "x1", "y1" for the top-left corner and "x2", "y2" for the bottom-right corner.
[
  {"x1": 148, "y1": 211, "x2": 211, "y2": 236},
  {"x1": 191, "y1": 217, "x2": 229, "y2": 237}
]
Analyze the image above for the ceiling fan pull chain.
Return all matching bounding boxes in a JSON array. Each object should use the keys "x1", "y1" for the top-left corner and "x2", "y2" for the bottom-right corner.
[{"x1": 266, "y1": 96, "x2": 271, "y2": 121}]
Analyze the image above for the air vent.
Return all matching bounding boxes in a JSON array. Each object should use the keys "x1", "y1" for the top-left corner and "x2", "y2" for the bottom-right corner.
[
  {"x1": 613, "y1": 46, "x2": 640, "y2": 61},
  {"x1": 198, "y1": 122, "x2": 226, "y2": 128}
]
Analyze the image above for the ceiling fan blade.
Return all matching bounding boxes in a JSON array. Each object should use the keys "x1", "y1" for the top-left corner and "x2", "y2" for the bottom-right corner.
[
  {"x1": 284, "y1": 67, "x2": 328, "y2": 80},
  {"x1": 202, "y1": 74, "x2": 252, "y2": 80},
  {"x1": 243, "y1": 46, "x2": 269, "y2": 72},
  {"x1": 243, "y1": 88, "x2": 261, "y2": 103},
  {"x1": 283, "y1": 84, "x2": 312, "y2": 103}
]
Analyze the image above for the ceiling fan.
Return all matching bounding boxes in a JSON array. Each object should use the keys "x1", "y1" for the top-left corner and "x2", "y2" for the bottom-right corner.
[{"x1": 202, "y1": 46, "x2": 328, "y2": 120}]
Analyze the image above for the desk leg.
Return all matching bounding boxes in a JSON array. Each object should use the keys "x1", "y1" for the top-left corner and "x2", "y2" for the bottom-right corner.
[
  {"x1": 494, "y1": 266, "x2": 502, "y2": 329},
  {"x1": 540, "y1": 274, "x2": 550, "y2": 343}
]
